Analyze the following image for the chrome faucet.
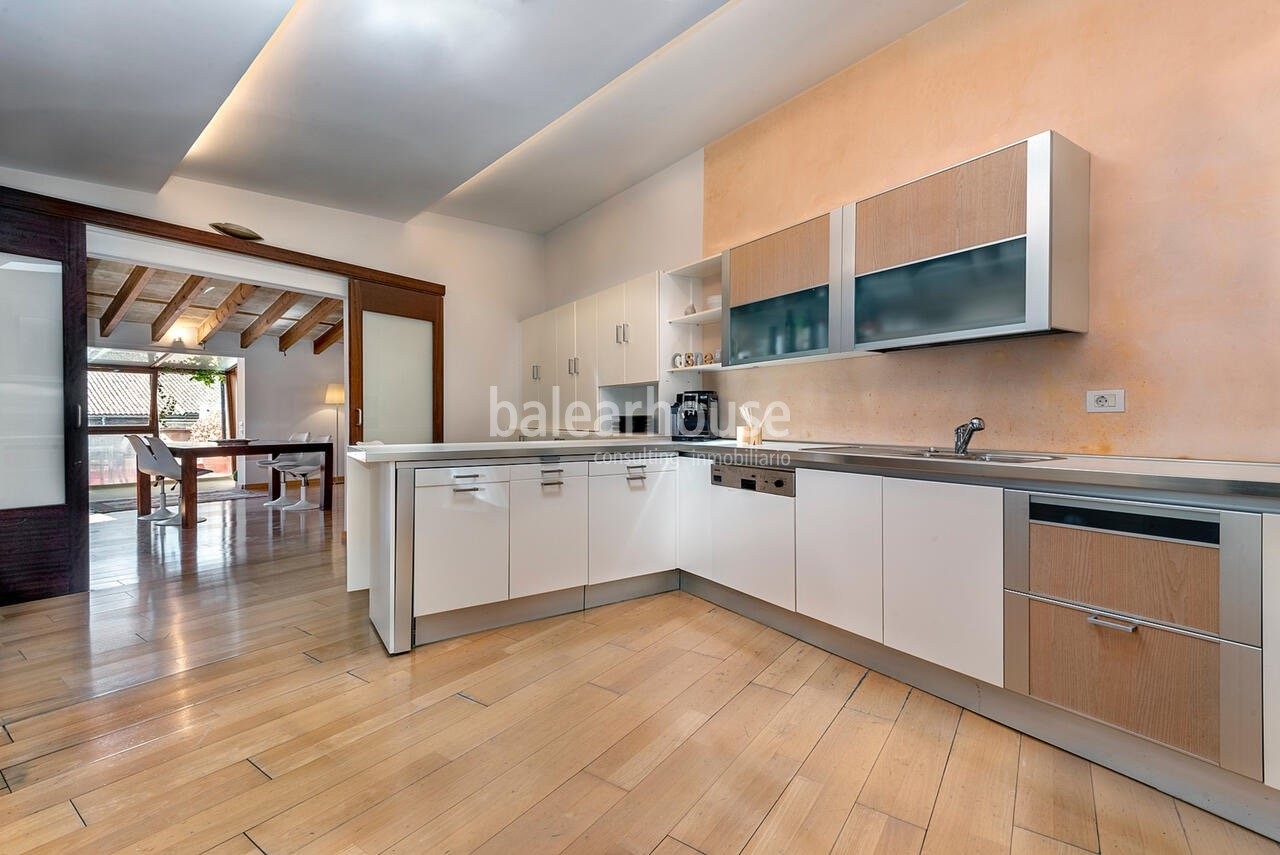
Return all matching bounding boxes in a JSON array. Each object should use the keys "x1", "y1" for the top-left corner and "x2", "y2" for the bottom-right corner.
[{"x1": 953, "y1": 417, "x2": 985, "y2": 455}]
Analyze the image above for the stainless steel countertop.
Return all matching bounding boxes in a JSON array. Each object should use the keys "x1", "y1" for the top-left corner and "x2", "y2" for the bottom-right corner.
[{"x1": 348, "y1": 439, "x2": 1280, "y2": 512}]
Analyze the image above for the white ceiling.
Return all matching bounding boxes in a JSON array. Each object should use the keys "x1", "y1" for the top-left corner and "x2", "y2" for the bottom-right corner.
[
  {"x1": 176, "y1": 0, "x2": 729, "y2": 220},
  {"x1": 433, "y1": 0, "x2": 966, "y2": 233},
  {"x1": 0, "y1": 0, "x2": 963, "y2": 233},
  {"x1": 0, "y1": 0, "x2": 292, "y2": 190}
]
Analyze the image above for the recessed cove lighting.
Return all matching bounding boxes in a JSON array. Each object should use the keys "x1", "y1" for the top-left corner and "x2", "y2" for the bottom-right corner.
[{"x1": 210, "y1": 222, "x2": 263, "y2": 241}]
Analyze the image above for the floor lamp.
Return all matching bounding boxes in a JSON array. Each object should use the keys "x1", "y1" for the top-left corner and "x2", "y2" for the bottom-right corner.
[{"x1": 324, "y1": 384, "x2": 345, "y2": 467}]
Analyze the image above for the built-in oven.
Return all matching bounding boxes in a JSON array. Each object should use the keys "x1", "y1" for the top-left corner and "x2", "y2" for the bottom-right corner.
[{"x1": 1003, "y1": 491, "x2": 1263, "y2": 780}]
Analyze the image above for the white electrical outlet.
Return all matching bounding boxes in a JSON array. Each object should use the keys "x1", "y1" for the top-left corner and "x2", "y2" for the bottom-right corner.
[{"x1": 1086, "y1": 389, "x2": 1125, "y2": 413}]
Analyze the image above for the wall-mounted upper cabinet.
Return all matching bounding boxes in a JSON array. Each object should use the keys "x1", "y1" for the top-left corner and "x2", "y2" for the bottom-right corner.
[
  {"x1": 849, "y1": 131, "x2": 1089, "y2": 351},
  {"x1": 596, "y1": 272, "x2": 659, "y2": 386},
  {"x1": 723, "y1": 210, "x2": 844, "y2": 366}
]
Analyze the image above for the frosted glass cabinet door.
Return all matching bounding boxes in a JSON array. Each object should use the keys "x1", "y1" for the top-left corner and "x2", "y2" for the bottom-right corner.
[
  {"x1": 362, "y1": 310, "x2": 433, "y2": 444},
  {"x1": 0, "y1": 254, "x2": 64, "y2": 509}
]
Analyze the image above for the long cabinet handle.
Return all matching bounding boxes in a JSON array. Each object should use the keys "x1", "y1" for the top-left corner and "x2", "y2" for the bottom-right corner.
[
  {"x1": 356, "y1": 407, "x2": 363, "y2": 426},
  {"x1": 1086, "y1": 613, "x2": 1138, "y2": 633},
  {"x1": 615, "y1": 324, "x2": 622, "y2": 344},
  {"x1": 573, "y1": 357, "x2": 579, "y2": 375},
  {"x1": 540, "y1": 480, "x2": 564, "y2": 487},
  {"x1": 452, "y1": 486, "x2": 481, "y2": 493},
  {"x1": 625, "y1": 474, "x2": 647, "y2": 482},
  {"x1": 622, "y1": 323, "x2": 630, "y2": 343},
  {"x1": 452, "y1": 473, "x2": 481, "y2": 479},
  {"x1": 625, "y1": 463, "x2": 647, "y2": 470},
  {"x1": 540, "y1": 468, "x2": 564, "y2": 475}
]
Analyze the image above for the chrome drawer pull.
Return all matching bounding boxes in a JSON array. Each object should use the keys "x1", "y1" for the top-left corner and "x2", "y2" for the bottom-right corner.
[
  {"x1": 1086, "y1": 613, "x2": 1138, "y2": 633},
  {"x1": 452, "y1": 473, "x2": 481, "y2": 479},
  {"x1": 540, "y1": 468, "x2": 564, "y2": 475},
  {"x1": 625, "y1": 474, "x2": 647, "y2": 482},
  {"x1": 625, "y1": 463, "x2": 647, "y2": 470},
  {"x1": 540, "y1": 480, "x2": 564, "y2": 487},
  {"x1": 452, "y1": 486, "x2": 481, "y2": 493}
]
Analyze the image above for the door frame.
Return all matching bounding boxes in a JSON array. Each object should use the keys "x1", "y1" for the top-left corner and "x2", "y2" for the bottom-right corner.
[
  {"x1": 0, "y1": 203, "x2": 87, "y2": 603},
  {"x1": 348, "y1": 279, "x2": 445, "y2": 444}
]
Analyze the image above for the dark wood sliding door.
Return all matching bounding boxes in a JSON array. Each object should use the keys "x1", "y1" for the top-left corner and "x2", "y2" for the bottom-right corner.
[
  {"x1": 0, "y1": 205, "x2": 87, "y2": 605},
  {"x1": 348, "y1": 279, "x2": 444, "y2": 445}
]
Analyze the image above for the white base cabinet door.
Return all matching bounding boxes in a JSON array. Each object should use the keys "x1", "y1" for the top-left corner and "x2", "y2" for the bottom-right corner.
[
  {"x1": 588, "y1": 470, "x2": 676, "y2": 584},
  {"x1": 676, "y1": 456, "x2": 714, "y2": 576},
  {"x1": 796, "y1": 469, "x2": 883, "y2": 641},
  {"x1": 413, "y1": 483, "x2": 509, "y2": 616},
  {"x1": 882, "y1": 477, "x2": 1004, "y2": 685},
  {"x1": 710, "y1": 486, "x2": 796, "y2": 610},
  {"x1": 509, "y1": 476, "x2": 588, "y2": 599}
]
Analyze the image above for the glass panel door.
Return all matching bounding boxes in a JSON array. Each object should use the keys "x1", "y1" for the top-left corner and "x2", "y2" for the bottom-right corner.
[
  {"x1": 362, "y1": 311, "x2": 434, "y2": 444},
  {"x1": 0, "y1": 253, "x2": 64, "y2": 509},
  {"x1": 348, "y1": 279, "x2": 443, "y2": 446},
  {"x1": 0, "y1": 205, "x2": 87, "y2": 606},
  {"x1": 853, "y1": 237, "x2": 1028, "y2": 347}
]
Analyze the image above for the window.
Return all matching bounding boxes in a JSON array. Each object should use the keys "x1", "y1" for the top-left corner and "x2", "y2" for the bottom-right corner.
[{"x1": 87, "y1": 351, "x2": 235, "y2": 486}]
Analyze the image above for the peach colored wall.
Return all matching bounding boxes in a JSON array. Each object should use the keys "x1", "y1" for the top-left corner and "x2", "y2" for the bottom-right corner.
[{"x1": 703, "y1": 0, "x2": 1280, "y2": 460}]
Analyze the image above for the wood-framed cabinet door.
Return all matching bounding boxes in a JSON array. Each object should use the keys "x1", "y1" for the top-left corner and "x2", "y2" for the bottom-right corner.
[
  {"x1": 348, "y1": 279, "x2": 443, "y2": 444},
  {"x1": 0, "y1": 204, "x2": 87, "y2": 605}
]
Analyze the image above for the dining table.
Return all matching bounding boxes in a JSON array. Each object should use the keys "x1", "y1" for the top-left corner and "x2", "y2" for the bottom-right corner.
[{"x1": 136, "y1": 440, "x2": 335, "y2": 529}]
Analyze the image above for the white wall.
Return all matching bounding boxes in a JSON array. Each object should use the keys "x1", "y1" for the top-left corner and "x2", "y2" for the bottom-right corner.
[
  {"x1": 1, "y1": 164, "x2": 546, "y2": 441},
  {"x1": 543, "y1": 151, "x2": 703, "y2": 307}
]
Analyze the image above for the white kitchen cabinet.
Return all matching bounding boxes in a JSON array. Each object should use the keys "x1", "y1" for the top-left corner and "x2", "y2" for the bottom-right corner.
[
  {"x1": 552, "y1": 302, "x2": 576, "y2": 414},
  {"x1": 595, "y1": 282, "x2": 627, "y2": 387},
  {"x1": 588, "y1": 468, "x2": 676, "y2": 584},
  {"x1": 413, "y1": 481, "x2": 509, "y2": 616},
  {"x1": 710, "y1": 482, "x2": 796, "y2": 610},
  {"x1": 510, "y1": 473, "x2": 588, "y2": 599},
  {"x1": 520, "y1": 310, "x2": 553, "y2": 419},
  {"x1": 571, "y1": 294, "x2": 598, "y2": 430},
  {"x1": 623, "y1": 272, "x2": 659, "y2": 384},
  {"x1": 595, "y1": 273, "x2": 659, "y2": 387},
  {"x1": 677, "y1": 456, "x2": 714, "y2": 576},
  {"x1": 796, "y1": 469, "x2": 883, "y2": 641},
  {"x1": 882, "y1": 477, "x2": 1004, "y2": 684}
]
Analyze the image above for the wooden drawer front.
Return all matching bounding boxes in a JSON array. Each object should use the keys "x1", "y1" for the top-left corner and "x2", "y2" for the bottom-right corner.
[
  {"x1": 855, "y1": 143, "x2": 1026, "y2": 275},
  {"x1": 1027, "y1": 599, "x2": 1220, "y2": 762},
  {"x1": 1029, "y1": 522, "x2": 1219, "y2": 635},
  {"x1": 728, "y1": 214, "x2": 829, "y2": 307},
  {"x1": 414, "y1": 466, "x2": 510, "y2": 488}
]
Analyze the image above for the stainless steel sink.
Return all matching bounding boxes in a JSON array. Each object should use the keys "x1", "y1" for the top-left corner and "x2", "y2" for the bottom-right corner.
[{"x1": 804, "y1": 444, "x2": 1061, "y2": 463}]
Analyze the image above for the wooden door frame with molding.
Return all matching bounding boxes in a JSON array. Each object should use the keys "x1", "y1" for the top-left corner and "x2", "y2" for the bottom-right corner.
[
  {"x1": 0, "y1": 185, "x2": 448, "y2": 601},
  {"x1": 347, "y1": 278, "x2": 445, "y2": 444}
]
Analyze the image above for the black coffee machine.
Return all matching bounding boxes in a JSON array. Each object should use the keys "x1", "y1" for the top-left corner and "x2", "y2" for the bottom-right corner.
[{"x1": 670, "y1": 391, "x2": 719, "y2": 441}]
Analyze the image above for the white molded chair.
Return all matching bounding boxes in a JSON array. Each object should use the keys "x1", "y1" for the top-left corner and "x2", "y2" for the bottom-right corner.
[
  {"x1": 147, "y1": 437, "x2": 207, "y2": 526},
  {"x1": 262, "y1": 432, "x2": 310, "y2": 508},
  {"x1": 282, "y1": 435, "x2": 330, "y2": 512},
  {"x1": 126, "y1": 435, "x2": 175, "y2": 522}
]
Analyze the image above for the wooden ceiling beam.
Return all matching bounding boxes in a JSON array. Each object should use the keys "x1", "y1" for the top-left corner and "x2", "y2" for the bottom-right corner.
[
  {"x1": 99, "y1": 265, "x2": 156, "y2": 337},
  {"x1": 151, "y1": 274, "x2": 207, "y2": 342},
  {"x1": 196, "y1": 283, "x2": 257, "y2": 346},
  {"x1": 279, "y1": 298, "x2": 342, "y2": 353},
  {"x1": 240, "y1": 291, "x2": 301, "y2": 349},
  {"x1": 313, "y1": 320, "x2": 343, "y2": 355}
]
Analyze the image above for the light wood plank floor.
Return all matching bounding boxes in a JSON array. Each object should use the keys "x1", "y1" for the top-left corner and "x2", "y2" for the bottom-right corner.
[{"x1": 0, "y1": 488, "x2": 1275, "y2": 854}]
